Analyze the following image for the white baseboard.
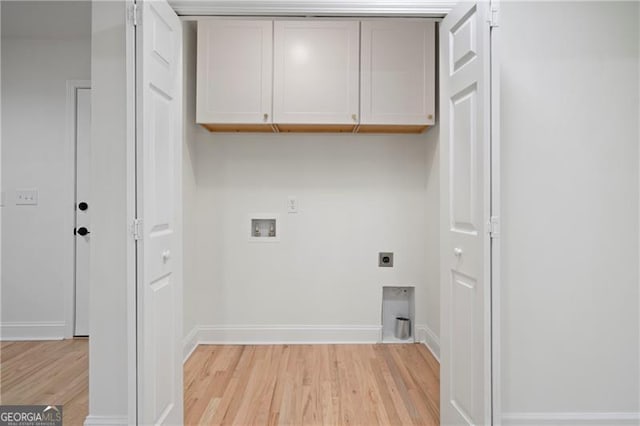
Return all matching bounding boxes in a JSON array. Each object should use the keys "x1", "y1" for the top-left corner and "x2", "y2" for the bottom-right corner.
[
  {"x1": 415, "y1": 323, "x2": 440, "y2": 362},
  {"x1": 83, "y1": 415, "x2": 129, "y2": 426},
  {"x1": 0, "y1": 321, "x2": 66, "y2": 341},
  {"x1": 502, "y1": 412, "x2": 640, "y2": 425},
  {"x1": 183, "y1": 326, "x2": 199, "y2": 363},
  {"x1": 198, "y1": 324, "x2": 382, "y2": 345},
  {"x1": 183, "y1": 324, "x2": 382, "y2": 361}
]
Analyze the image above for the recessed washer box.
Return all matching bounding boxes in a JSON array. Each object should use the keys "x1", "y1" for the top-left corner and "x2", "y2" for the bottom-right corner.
[
  {"x1": 249, "y1": 214, "x2": 280, "y2": 242},
  {"x1": 381, "y1": 286, "x2": 415, "y2": 343}
]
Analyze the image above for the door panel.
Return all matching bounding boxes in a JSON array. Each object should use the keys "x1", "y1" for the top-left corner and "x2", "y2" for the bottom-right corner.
[
  {"x1": 137, "y1": 1, "x2": 183, "y2": 424},
  {"x1": 451, "y1": 9, "x2": 478, "y2": 74},
  {"x1": 450, "y1": 84, "x2": 478, "y2": 235},
  {"x1": 440, "y1": 2, "x2": 492, "y2": 425},
  {"x1": 74, "y1": 87, "x2": 91, "y2": 337}
]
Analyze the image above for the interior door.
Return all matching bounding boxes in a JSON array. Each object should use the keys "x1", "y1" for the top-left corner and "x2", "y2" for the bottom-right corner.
[
  {"x1": 136, "y1": 0, "x2": 183, "y2": 424},
  {"x1": 74, "y1": 87, "x2": 91, "y2": 337},
  {"x1": 440, "y1": 2, "x2": 493, "y2": 425}
]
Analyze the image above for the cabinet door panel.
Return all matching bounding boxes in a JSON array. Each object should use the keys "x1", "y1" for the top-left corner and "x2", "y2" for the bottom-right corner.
[
  {"x1": 361, "y1": 21, "x2": 435, "y2": 126},
  {"x1": 197, "y1": 20, "x2": 272, "y2": 124},
  {"x1": 273, "y1": 21, "x2": 359, "y2": 125}
]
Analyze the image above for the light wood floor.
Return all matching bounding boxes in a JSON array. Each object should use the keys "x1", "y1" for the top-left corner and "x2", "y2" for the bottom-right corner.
[
  {"x1": 185, "y1": 344, "x2": 440, "y2": 426},
  {"x1": 0, "y1": 339, "x2": 89, "y2": 426},
  {"x1": 1, "y1": 341, "x2": 440, "y2": 426}
]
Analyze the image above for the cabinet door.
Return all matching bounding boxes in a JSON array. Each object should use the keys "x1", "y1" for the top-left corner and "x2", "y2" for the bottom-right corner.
[
  {"x1": 273, "y1": 21, "x2": 359, "y2": 126},
  {"x1": 360, "y1": 21, "x2": 435, "y2": 126},
  {"x1": 196, "y1": 20, "x2": 273, "y2": 125}
]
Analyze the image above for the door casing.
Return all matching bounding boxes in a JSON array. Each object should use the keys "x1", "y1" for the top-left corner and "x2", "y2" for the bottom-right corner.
[
  {"x1": 64, "y1": 79, "x2": 91, "y2": 339},
  {"x1": 124, "y1": 1, "x2": 501, "y2": 424}
]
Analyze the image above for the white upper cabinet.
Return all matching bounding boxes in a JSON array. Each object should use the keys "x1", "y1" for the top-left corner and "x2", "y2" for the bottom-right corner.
[
  {"x1": 196, "y1": 20, "x2": 273, "y2": 129},
  {"x1": 360, "y1": 21, "x2": 436, "y2": 129},
  {"x1": 273, "y1": 21, "x2": 359, "y2": 129}
]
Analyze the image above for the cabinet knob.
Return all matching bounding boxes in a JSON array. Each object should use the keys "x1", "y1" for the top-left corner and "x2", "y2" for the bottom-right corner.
[
  {"x1": 352, "y1": 114, "x2": 357, "y2": 122},
  {"x1": 263, "y1": 113, "x2": 269, "y2": 122},
  {"x1": 428, "y1": 114, "x2": 434, "y2": 120}
]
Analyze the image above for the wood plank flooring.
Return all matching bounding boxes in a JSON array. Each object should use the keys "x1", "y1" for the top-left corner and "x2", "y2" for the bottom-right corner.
[
  {"x1": 1, "y1": 341, "x2": 440, "y2": 426},
  {"x1": 0, "y1": 339, "x2": 88, "y2": 426},
  {"x1": 184, "y1": 344, "x2": 440, "y2": 426}
]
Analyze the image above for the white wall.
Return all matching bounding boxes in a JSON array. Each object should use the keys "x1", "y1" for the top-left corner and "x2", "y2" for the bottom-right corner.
[
  {"x1": 183, "y1": 22, "x2": 199, "y2": 344},
  {"x1": 182, "y1": 26, "x2": 440, "y2": 342},
  {"x1": 500, "y1": 1, "x2": 640, "y2": 422},
  {"x1": 423, "y1": 123, "x2": 440, "y2": 355},
  {"x1": 182, "y1": 23, "x2": 440, "y2": 350},
  {"x1": 1, "y1": 1, "x2": 91, "y2": 339},
  {"x1": 185, "y1": 129, "x2": 439, "y2": 342},
  {"x1": 86, "y1": 1, "x2": 135, "y2": 424}
]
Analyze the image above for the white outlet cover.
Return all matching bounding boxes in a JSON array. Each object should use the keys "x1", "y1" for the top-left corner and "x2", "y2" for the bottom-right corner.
[
  {"x1": 287, "y1": 196, "x2": 298, "y2": 213},
  {"x1": 16, "y1": 188, "x2": 38, "y2": 205}
]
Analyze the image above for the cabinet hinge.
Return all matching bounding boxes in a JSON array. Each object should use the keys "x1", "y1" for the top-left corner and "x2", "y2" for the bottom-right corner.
[
  {"x1": 132, "y1": 218, "x2": 143, "y2": 241},
  {"x1": 488, "y1": 216, "x2": 500, "y2": 239},
  {"x1": 488, "y1": 3, "x2": 500, "y2": 28},
  {"x1": 129, "y1": 3, "x2": 141, "y2": 27}
]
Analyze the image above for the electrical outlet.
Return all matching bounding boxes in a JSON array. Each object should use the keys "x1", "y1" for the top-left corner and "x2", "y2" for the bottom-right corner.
[
  {"x1": 16, "y1": 189, "x2": 38, "y2": 205},
  {"x1": 287, "y1": 196, "x2": 298, "y2": 213},
  {"x1": 379, "y1": 252, "x2": 394, "y2": 267}
]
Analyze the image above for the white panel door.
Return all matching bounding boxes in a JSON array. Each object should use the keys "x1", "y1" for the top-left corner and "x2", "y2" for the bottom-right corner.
[
  {"x1": 440, "y1": 2, "x2": 492, "y2": 425},
  {"x1": 74, "y1": 87, "x2": 91, "y2": 337},
  {"x1": 360, "y1": 20, "x2": 435, "y2": 126},
  {"x1": 196, "y1": 20, "x2": 273, "y2": 124},
  {"x1": 137, "y1": 1, "x2": 183, "y2": 424},
  {"x1": 273, "y1": 20, "x2": 359, "y2": 124}
]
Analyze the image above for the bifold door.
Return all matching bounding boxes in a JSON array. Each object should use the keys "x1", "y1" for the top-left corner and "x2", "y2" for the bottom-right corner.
[
  {"x1": 135, "y1": 0, "x2": 183, "y2": 424},
  {"x1": 440, "y1": 1, "x2": 495, "y2": 425}
]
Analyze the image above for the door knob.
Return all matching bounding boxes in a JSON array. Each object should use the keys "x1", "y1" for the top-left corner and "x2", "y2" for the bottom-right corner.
[
  {"x1": 454, "y1": 247, "x2": 463, "y2": 257},
  {"x1": 162, "y1": 250, "x2": 171, "y2": 263},
  {"x1": 76, "y1": 227, "x2": 90, "y2": 236},
  {"x1": 78, "y1": 202, "x2": 88, "y2": 211}
]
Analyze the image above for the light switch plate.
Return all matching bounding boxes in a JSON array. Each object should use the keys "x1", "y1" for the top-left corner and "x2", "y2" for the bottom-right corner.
[
  {"x1": 287, "y1": 196, "x2": 298, "y2": 213},
  {"x1": 16, "y1": 189, "x2": 38, "y2": 205}
]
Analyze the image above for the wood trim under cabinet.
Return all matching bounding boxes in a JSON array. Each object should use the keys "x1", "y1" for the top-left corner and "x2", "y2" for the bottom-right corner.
[
  {"x1": 275, "y1": 124, "x2": 356, "y2": 133},
  {"x1": 199, "y1": 123, "x2": 431, "y2": 134},
  {"x1": 201, "y1": 123, "x2": 276, "y2": 132},
  {"x1": 357, "y1": 124, "x2": 430, "y2": 134}
]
